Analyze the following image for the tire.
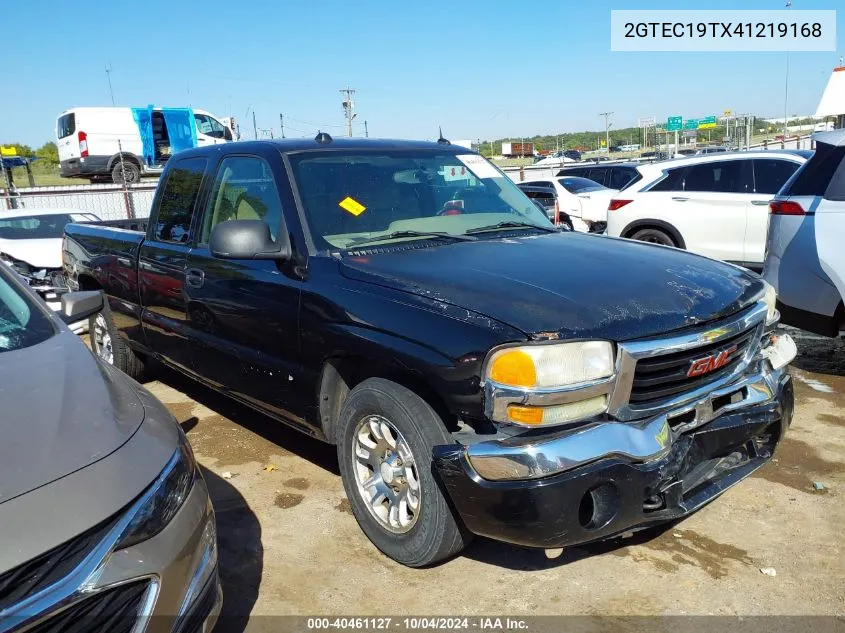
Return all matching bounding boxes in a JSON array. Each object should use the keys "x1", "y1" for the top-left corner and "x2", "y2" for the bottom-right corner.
[
  {"x1": 89, "y1": 300, "x2": 147, "y2": 380},
  {"x1": 337, "y1": 378, "x2": 471, "y2": 567},
  {"x1": 629, "y1": 227, "x2": 677, "y2": 247},
  {"x1": 111, "y1": 160, "x2": 141, "y2": 185}
]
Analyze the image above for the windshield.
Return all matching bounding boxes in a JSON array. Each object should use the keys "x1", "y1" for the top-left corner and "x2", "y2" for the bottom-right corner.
[
  {"x1": 0, "y1": 213, "x2": 100, "y2": 240},
  {"x1": 557, "y1": 177, "x2": 607, "y2": 194},
  {"x1": 289, "y1": 150, "x2": 553, "y2": 250},
  {"x1": 0, "y1": 267, "x2": 55, "y2": 352}
]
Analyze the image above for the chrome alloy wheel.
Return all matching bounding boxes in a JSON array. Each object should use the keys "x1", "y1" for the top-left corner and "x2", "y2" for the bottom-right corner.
[
  {"x1": 352, "y1": 415, "x2": 421, "y2": 533},
  {"x1": 92, "y1": 313, "x2": 114, "y2": 364}
]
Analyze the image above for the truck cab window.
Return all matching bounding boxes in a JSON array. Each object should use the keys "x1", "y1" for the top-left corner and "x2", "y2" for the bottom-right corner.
[
  {"x1": 200, "y1": 156, "x2": 283, "y2": 244},
  {"x1": 154, "y1": 158, "x2": 207, "y2": 243},
  {"x1": 195, "y1": 114, "x2": 226, "y2": 139}
]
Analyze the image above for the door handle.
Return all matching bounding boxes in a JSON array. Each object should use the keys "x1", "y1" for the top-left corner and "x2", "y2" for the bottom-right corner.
[
  {"x1": 185, "y1": 268, "x2": 205, "y2": 288},
  {"x1": 671, "y1": 196, "x2": 689, "y2": 202},
  {"x1": 751, "y1": 200, "x2": 770, "y2": 206}
]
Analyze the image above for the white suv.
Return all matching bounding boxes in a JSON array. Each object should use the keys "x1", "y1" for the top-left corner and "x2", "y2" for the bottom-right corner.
[
  {"x1": 606, "y1": 151, "x2": 809, "y2": 269},
  {"x1": 763, "y1": 130, "x2": 845, "y2": 337}
]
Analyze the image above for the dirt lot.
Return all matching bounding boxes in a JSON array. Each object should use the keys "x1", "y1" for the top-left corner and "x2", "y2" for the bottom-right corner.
[{"x1": 139, "y1": 328, "x2": 844, "y2": 623}]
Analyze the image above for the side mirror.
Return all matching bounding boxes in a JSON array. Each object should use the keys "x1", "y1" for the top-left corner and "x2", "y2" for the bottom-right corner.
[
  {"x1": 60, "y1": 290, "x2": 104, "y2": 324},
  {"x1": 209, "y1": 220, "x2": 291, "y2": 260}
]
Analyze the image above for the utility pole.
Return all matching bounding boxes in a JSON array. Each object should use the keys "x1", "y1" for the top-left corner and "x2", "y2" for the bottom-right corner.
[
  {"x1": 340, "y1": 87, "x2": 356, "y2": 137},
  {"x1": 783, "y1": 0, "x2": 792, "y2": 141},
  {"x1": 279, "y1": 114, "x2": 285, "y2": 138},
  {"x1": 599, "y1": 112, "x2": 613, "y2": 152},
  {"x1": 105, "y1": 64, "x2": 115, "y2": 105},
  {"x1": 365, "y1": 121, "x2": 369, "y2": 138},
  {"x1": 253, "y1": 111, "x2": 258, "y2": 140}
]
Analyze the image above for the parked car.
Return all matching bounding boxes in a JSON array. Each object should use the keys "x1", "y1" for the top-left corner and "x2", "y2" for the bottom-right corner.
[
  {"x1": 0, "y1": 208, "x2": 101, "y2": 332},
  {"x1": 65, "y1": 137, "x2": 796, "y2": 567},
  {"x1": 518, "y1": 176, "x2": 617, "y2": 232},
  {"x1": 0, "y1": 264, "x2": 220, "y2": 630},
  {"x1": 763, "y1": 130, "x2": 845, "y2": 336},
  {"x1": 696, "y1": 146, "x2": 729, "y2": 155},
  {"x1": 57, "y1": 106, "x2": 234, "y2": 184},
  {"x1": 606, "y1": 151, "x2": 810, "y2": 269},
  {"x1": 558, "y1": 162, "x2": 642, "y2": 190}
]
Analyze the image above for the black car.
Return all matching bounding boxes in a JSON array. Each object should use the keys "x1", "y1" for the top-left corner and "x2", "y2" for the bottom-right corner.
[
  {"x1": 64, "y1": 136, "x2": 796, "y2": 568},
  {"x1": 557, "y1": 161, "x2": 642, "y2": 190}
]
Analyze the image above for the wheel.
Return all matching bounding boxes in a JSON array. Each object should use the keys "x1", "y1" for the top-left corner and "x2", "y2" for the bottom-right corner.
[
  {"x1": 89, "y1": 300, "x2": 147, "y2": 380},
  {"x1": 337, "y1": 378, "x2": 471, "y2": 567},
  {"x1": 111, "y1": 160, "x2": 141, "y2": 184},
  {"x1": 629, "y1": 227, "x2": 677, "y2": 247}
]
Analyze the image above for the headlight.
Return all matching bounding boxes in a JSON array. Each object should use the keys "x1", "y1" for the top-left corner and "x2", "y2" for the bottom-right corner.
[
  {"x1": 761, "y1": 280, "x2": 778, "y2": 326},
  {"x1": 487, "y1": 341, "x2": 614, "y2": 389},
  {"x1": 484, "y1": 341, "x2": 615, "y2": 427},
  {"x1": 115, "y1": 437, "x2": 196, "y2": 550}
]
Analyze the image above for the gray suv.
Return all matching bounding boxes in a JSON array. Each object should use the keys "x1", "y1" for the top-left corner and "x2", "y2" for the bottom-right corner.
[{"x1": 0, "y1": 265, "x2": 220, "y2": 631}]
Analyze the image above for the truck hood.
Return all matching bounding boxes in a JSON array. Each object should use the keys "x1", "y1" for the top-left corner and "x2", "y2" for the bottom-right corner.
[
  {"x1": 0, "y1": 238, "x2": 63, "y2": 269},
  {"x1": 0, "y1": 330, "x2": 145, "y2": 504},
  {"x1": 339, "y1": 232, "x2": 763, "y2": 341}
]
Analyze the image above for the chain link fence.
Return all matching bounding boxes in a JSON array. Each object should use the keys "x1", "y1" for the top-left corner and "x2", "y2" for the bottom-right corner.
[{"x1": 0, "y1": 183, "x2": 157, "y2": 220}]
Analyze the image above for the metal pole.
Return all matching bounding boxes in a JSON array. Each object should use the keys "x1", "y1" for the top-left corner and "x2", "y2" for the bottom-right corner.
[
  {"x1": 253, "y1": 111, "x2": 258, "y2": 140},
  {"x1": 279, "y1": 113, "x2": 285, "y2": 138},
  {"x1": 783, "y1": 0, "x2": 791, "y2": 141},
  {"x1": 365, "y1": 121, "x2": 369, "y2": 138},
  {"x1": 105, "y1": 64, "x2": 115, "y2": 106}
]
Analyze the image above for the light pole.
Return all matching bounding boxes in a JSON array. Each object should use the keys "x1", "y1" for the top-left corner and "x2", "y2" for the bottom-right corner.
[
  {"x1": 783, "y1": 0, "x2": 792, "y2": 141},
  {"x1": 599, "y1": 112, "x2": 613, "y2": 153}
]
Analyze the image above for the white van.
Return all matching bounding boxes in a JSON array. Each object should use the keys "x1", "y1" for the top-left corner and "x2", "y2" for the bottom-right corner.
[{"x1": 57, "y1": 106, "x2": 233, "y2": 183}]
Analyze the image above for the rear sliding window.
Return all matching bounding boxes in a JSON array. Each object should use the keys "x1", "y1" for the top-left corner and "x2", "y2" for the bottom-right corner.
[
  {"x1": 784, "y1": 145, "x2": 845, "y2": 201},
  {"x1": 57, "y1": 114, "x2": 75, "y2": 139}
]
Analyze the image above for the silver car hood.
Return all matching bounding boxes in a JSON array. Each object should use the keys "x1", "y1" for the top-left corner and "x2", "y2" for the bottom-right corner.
[
  {"x1": 0, "y1": 329, "x2": 180, "y2": 573},
  {"x1": 0, "y1": 330, "x2": 145, "y2": 505}
]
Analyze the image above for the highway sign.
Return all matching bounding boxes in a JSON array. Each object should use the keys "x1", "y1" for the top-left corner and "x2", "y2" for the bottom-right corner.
[
  {"x1": 667, "y1": 116, "x2": 682, "y2": 132},
  {"x1": 684, "y1": 119, "x2": 699, "y2": 130},
  {"x1": 699, "y1": 116, "x2": 717, "y2": 129}
]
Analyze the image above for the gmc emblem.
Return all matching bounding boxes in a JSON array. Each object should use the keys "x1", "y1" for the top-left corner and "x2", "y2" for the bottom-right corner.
[{"x1": 687, "y1": 344, "x2": 739, "y2": 378}]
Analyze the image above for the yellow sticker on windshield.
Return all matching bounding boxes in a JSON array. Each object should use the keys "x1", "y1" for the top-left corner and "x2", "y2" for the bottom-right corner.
[{"x1": 339, "y1": 196, "x2": 366, "y2": 216}]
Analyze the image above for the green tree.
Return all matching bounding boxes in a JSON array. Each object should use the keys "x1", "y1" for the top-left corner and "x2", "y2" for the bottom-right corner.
[{"x1": 35, "y1": 142, "x2": 59, "y2": 164}]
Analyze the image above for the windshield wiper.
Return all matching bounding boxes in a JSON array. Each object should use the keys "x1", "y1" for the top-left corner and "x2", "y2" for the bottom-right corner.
[
  {"x1": 465, "y1": 221, "x2": 559, "y2": 235},
  {"x1": 346, "y1": 230, "x2": 477, "y2": 248}
]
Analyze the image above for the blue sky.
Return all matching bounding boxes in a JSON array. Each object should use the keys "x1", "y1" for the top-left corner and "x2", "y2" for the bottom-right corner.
[{"x1": 3, "y1": 0, "x2": 842, "y2": 147}]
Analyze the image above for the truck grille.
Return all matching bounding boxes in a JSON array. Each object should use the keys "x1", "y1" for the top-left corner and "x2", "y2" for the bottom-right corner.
[
  {"x1": 629, "y1": 327, "x2": 758, "y2": 406},
  {"x1": 28, "y1": 580, "x2": 149, "y2": 633}
]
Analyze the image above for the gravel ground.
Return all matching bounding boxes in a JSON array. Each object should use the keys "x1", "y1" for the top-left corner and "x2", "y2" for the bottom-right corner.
[{"x1": 138, "y1": 330, "x2": 844, "y2": 626}]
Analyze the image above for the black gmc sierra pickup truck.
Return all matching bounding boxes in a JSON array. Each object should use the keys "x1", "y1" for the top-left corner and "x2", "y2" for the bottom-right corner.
[{"x1": 64, "y1": 136, "x2": 797, "y2": 567}]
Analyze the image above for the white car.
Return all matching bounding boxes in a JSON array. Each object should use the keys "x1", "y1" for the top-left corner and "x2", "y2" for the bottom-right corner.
[
  {"x1": 763, "y1": 130, "x2": 845, "y2": 337},
  {"x1": 0, "y1": 208, "x2": 101, "y2": 331},
  {"x1": 606, "y1": 151, "x2": 810, "y2": 269},
  {"x1": 518, "y1": 176, "x2": 618, "y2": 232}
]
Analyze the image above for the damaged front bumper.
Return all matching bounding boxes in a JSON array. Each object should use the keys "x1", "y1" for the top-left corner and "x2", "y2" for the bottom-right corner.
[{"x1": 433, "y1": 347, "x2": 795, "y2": 550}]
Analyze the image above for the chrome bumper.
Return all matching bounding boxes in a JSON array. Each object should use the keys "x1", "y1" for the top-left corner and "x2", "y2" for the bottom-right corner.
[{"x1": 467, "y1": 344, "x2": 794, "y2": 482}]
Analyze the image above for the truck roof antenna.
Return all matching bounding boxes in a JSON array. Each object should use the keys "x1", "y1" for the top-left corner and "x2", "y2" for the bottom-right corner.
[
  {"x1": 315, "y1": 131, "x2": 333, "y2": 144},
  {"x1": 437, "y1": 127, "x2": 451, "y2": 145}
]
